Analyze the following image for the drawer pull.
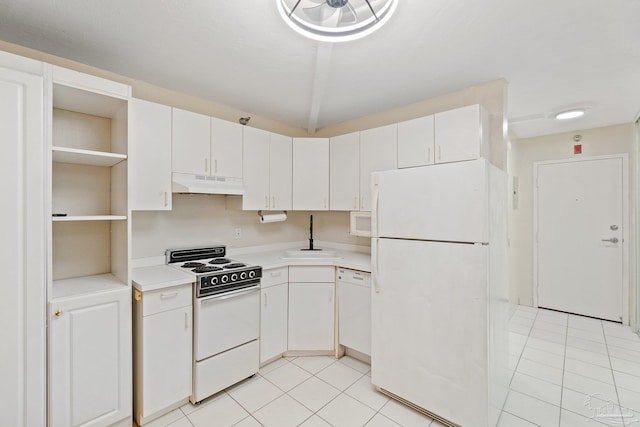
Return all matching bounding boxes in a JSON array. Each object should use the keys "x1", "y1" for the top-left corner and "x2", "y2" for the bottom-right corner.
[
  {"x1": 160, "y1": 292, "x2": 179, "y2": 299},
  {"x1": 270, "y1": 271, "x2": 282, "y2": 277}
]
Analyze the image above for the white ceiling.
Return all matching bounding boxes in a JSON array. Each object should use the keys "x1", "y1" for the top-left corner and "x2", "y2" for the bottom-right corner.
[{"x1": 0, "y1": 0, "x2": 638, "y2": 138}]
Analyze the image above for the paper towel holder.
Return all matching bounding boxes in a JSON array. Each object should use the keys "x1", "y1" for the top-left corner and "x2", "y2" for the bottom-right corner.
[{"x1": 258, "y1": 210, "x2": 288, "y2": 223}]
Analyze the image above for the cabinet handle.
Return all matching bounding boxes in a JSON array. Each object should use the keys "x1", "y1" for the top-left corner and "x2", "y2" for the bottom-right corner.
[
  {"x1": 427, "y1": 147, "x2": 431, "y2": 163},
  {"x1": 214, "y1": 159, "x2": 218, "y2": 174},
  {"x1": 205, "y1": 158, "x2": 209, "y2": 173},
  {"x1": 328, "y1": 286, "x2": 332, "y2": 302},
  {"x1": 164, "y1": 191, "x2": 169, "y2": 207},
  {"x1": 54, "y1": 310, "x2": 63, "y2": 317},
  {"x1": 270, "y1": 271, "x2": 282, "y2": 277},
  {"x1": 272, "y1": 196, "x2": 275, "y2": 208},
  {"x1": 324, "y1": 197, "x2": 327, "y2": 209},
  {"x1": 354, "y1": 196, "x2": 358, "y2": 209},
  {"x1": 438, "y1": 145, "x2": 441, "y2": 161},
  {"x1": 185, "y1": 311, "x2": 189, "y2": 329},
  {"x1": 265, "y1": 196, "x2": 269, "y2": 208},
  {"x1": 264, "y1": 294, "x2": 268, "y2": 307},
  {"x1": 360, "y1": 195, "x2": 364, "y2": 210},
  {"x1": 160, "y1": 292, "x2": 178, "y2": 299}
]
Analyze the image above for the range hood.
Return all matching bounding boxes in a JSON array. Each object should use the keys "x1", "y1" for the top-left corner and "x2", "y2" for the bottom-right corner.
[{"x1": 172, "y1": 172, "x2": 244, "y2": 195}]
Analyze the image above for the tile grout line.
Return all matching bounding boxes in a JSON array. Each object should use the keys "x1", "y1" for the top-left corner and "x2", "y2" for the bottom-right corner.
[
  {"x1": 601, "y1": 318, "x2": 625, "y2": 418},
  {"x1": 557, "y1": 312, "x2": 568, "y2": 427}
]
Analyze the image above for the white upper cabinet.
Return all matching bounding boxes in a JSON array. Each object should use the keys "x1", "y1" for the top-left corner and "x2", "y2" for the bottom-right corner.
[
  {"x1": 434, "y1": 104, "x2": 489, "y2": 164},
  {"x1": 269, "y1": 132, "x2": 293, "y2": 210},
  {"x1": 211, "y1": 117, "x2": 243, "y2": 178},
  {"x1": 129, "y1": 98, "x2": 172, "y2": 210},
  {"x1": 243, "y1": 127, "x2": 270, "y2": 210},
  {"x1": 293, "y1": 138, "x2": 329, "y2": 211},
  {"x1": 330, "y1": 132, "x2": 360, "y2": 211},
  {"x1": 242, "y1": 128, "x2": 292, "y2": 210},
  {"x1": 397, "y1": 115, "x2": 435, "y2": 168},
  {"x1": 359, "y1": 124, "x2": 397, "y2": 211},
  {"x1": 171, "y1": 108, "x2": 210, "y2": 175}
]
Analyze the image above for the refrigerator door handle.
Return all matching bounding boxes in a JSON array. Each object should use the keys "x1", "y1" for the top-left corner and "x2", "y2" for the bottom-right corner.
[
  {"x1": 372, "y1": 238, "x2": 380, "y2": 293},
  {"x1": 372, "y1": 176, "x2": 380, "y2": 238}
]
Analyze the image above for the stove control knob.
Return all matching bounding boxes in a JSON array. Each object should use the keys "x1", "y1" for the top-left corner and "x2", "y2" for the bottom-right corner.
[
  {"x1": 240, "y1": 271, "x2": 247, "y2": 280},
  {"x1": 231, "y1": 273, "x2": 238, "y2": 281},
  {"x1": 221, "y1": 275, "x2": 229, "y2": 284},
  {"x1": 249, "y1": 270, "x2": 256, "y2": 279},
  {"x1": 211, "y1": 276, "x2": 218, "y2": 285}
]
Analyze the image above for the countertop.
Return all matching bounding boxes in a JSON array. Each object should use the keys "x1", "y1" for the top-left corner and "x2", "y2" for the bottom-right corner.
[{"x1": 132, "y1": 241, "x2": 372, "y2": 292}]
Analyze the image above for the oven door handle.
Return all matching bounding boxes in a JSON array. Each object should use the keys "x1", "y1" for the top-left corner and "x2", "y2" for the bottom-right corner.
[{"x1": 199, "y1": 286, "x2": 260, "y2": 304}]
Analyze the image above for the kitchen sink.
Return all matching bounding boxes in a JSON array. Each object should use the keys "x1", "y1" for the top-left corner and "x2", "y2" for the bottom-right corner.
[{"x1": 280, "y1": 249, "x2": 341, "y2": 260}]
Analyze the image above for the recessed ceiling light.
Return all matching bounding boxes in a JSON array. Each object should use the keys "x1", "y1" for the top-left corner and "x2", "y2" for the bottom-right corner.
[
  {"x1": 277, "y1": 0, "x2": 398, "y2": 43},
  {"x1": 554, "y1": 109, "x2": 585, "y2": 120}
]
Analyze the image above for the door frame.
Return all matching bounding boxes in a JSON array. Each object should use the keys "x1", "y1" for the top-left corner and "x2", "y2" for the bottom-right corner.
[{"x1": 533, "y1": 153, "x2": 629, "y2": 324}]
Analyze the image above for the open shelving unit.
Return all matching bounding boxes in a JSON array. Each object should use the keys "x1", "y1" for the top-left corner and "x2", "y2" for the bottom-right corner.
[{"x1": 49, "y1": 66, "x2": 131, "y2": 299}]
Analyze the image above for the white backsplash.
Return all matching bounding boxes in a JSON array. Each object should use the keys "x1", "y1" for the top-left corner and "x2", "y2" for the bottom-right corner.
[{"x1": 132, "y1": 193, "x2": 370, "y2": 259}]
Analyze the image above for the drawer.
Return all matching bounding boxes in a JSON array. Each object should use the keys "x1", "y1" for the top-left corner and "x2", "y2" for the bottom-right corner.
[
  {"x1": 288, "y1": 265, "x2": 335, "y2": 283},
  {"x1": 261, "y1": 267, "x2": 289, "y2": 288},
  {"x1": 143, "y1": 284, "x2": 192, "y2": 316}
]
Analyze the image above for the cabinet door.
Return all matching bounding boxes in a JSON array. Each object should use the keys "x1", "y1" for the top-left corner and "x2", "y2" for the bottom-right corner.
[
  {"x1": 211, "y1": 117, "x2": 243, "y2": 178},
  {"x1": 288, "y1": 282, "x2": 335, "y2": 351},
  {"x1": 0, "y1": 59, "x2": 47, "y2": 427},
  {"x1": 269, "y1": 133, "x2": 293, "y2": 210},
  {"x1": 260, "y1": 283, "x2": 288, "y2": 363},
  {"x1": 330, "y1": 132, "x2": 360, "y2": 211},
  {"x1": 359, "y1": 124, "x2": 397, "y2": 211},
  {"x1": 49, "y1": 288, "x2": 131, "y2": 427},
  {"x1": 397, "y1": 115, "x2": 435, "y2": 168},
  {"x1": 434, "y1": 104, "x2": 487, "y2": 164},
  {"x1": 142, "y1": 306, "x2": 192, "y2": 419},
  {"x1": 242, "y1": 127, "x2": 270, "y2": 210},
  {"x1": 293, "y1": 138, "x2": 329, "y2": 210},
  {"x1": 129, "y1": 98, "x2": 172, "y2": 210},
  {"x1": 172, "y1": 108, "x2": 211, "y2": 175}
]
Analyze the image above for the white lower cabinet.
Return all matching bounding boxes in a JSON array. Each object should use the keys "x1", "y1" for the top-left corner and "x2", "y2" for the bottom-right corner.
[
  {"x1": 134, "y1": 284, "x2": 192, "y2": 426},
  {"x1": 260, "y1": 282, "x2": 288, "y2": 363},
  {"x1": 288, "y1": 266, "x2": 335, "y2": 351},
  {"x1": 49, "y1": 287, "x2": 131, "y2": 427}
]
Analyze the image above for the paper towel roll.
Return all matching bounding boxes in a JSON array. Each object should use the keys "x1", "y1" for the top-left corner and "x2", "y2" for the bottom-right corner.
[{"x1": 259, "y1": 212, "x2": 287, "y2": 223}]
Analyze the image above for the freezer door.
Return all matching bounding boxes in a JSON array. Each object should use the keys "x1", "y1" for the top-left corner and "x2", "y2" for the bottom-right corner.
[
  {"x1": 373, "y1": 159, "x2": 489, "y2": 243},
  {"x1": 371, "y1": 238, "x2": 489, "y2": 426}
]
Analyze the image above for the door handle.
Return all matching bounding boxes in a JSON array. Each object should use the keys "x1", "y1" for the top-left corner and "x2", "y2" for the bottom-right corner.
[{"x1": 602, "y1": 237, "x2": 619, "y2": 243}]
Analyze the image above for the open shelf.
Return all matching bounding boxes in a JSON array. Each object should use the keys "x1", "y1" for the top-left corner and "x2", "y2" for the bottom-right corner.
[
  {"x1": 52, "y1": 215, "x2": 127, "y2": 222},
  {"x1": 52, "y1": 146, "x2": 126, "y2": 167},
  {"x1": 52, "y1": 273, "x2": 128, "y2": 300}
]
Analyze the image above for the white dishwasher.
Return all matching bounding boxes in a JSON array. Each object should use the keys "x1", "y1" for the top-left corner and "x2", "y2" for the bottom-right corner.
[{"x1": 337, "y1": 268, "x2": 371, "y2": 357}]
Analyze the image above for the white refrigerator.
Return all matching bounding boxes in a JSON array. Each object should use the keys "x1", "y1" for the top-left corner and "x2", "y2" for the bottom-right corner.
[{"x1": 371, "y1": 159, "x2": 509, "y2": 427}]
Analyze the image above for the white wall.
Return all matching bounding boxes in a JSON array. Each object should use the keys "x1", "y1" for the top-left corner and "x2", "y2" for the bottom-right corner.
[
  {"x1": 509, "y1": 123, "x2": 637, "y2": 323},
  {"x1": 132, "y1": 194, "x2": 369, "y2": 259}
]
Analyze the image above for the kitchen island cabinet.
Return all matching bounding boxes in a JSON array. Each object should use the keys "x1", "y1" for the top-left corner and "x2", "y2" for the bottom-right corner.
[
  {"x1": 288, "y1": 266, "x2": 335, "y2": 351},
  {"x1": 260, "y1": 267, "x2": 289, "y2": 364}
]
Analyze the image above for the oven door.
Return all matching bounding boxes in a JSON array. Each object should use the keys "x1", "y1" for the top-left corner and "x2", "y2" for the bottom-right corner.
[{"x1": 194, "y1": 286, "x2": 260, "y2": 361}]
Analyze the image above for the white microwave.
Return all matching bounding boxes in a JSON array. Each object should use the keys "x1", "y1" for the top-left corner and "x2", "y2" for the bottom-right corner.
[{"x1": 350, "y1": 211, "x2": 372, "y2": 237}]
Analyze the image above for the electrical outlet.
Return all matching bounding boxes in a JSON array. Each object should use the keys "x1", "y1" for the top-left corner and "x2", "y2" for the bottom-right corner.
[{"x1": 234, "y1": 228, "x2": 242, "y2": 239}]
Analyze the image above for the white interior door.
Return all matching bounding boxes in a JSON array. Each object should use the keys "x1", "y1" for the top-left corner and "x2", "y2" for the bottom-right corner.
[{"x1": 535, "y1": 156, "x2": 625, "y2": 322}]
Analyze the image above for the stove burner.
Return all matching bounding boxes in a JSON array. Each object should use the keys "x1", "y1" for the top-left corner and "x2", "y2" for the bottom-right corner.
[
  {"x1": 192, "y1": 266, "x2": 223, "y2": 273},
  {"x1": 182, "y1": 262, "x2": 205, "y2": 268},
  {"x1": 223, "y1": 263, "x2": 246, "y2": 269},
  {"x1": 209, "y1": 258, "x2": 231, "y2": 265}
]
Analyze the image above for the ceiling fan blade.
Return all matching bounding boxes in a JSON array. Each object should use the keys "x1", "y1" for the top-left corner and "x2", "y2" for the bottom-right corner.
[
  {"x1": 337, "y1": 3, "x2": 357, "y2": 26},
  {"x1": 302, "y1": 3, "x2": 340, "y2": 26}
]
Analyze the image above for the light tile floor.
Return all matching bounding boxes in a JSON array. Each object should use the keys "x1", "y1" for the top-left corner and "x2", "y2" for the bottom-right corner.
[{"x1": 143, "y1": 306, "x2": 640, "y2": 427}]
